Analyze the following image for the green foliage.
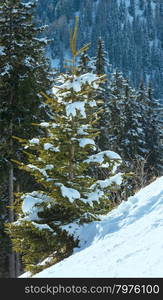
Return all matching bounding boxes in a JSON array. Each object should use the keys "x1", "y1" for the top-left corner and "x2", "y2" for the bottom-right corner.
[
  {"x1": 95, "y1": 37, "x2": 108, "y2": 75},
  {"x1": 0, "y1": 183, "x2": 10, "y2": 278},
  {"x1": 7, "y1": 19, "x2": 123, "y2": 275},
  {"x1": 0, "y1": 0, "x2": 52, "y2": 163},
  {"x1": 144, "y1": 84, "x2": 163, "y2": 177},
  {"x1": 6, "y1": 221, "x2": 77, "y2": 275},
  {"x1": 99, "y1": 71, "x2": 162, "y2": 193},
  {"x1": 0, "y1": 0, "x2": 52, "y2": 277}
]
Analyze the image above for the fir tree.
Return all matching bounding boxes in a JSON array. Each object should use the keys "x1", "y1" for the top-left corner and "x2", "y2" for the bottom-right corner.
[
  {"x1": 95, "y1": 37, "x2": 109, "y2": 75},
  {"x1": 36, "y1": 0, "x2": 163, "y2": 102},
  {"x1": 128, "y1": 0, "x2": 136, "y2": 17},
  {"x1": 101, "y1": 71, "x2": 151, "y2": 193},
  {"x1": 133, "y1": 81, "x2": 163, "y2": 182},
  {"x1": 78, "y1": 50, "x2": 92, "y2": 75},
  {"x1": 103, "y1": 70, "x2": 127, "y2": 153},
  {"x1": 0, "y1": 0, "x2": 52, "y2": 277},
  {"x1": 94, "y1": 38, "x2": 110, "y2": 152},
  {"x1": 0, "y1": 183, "x2": 10, "y2": 278},
  {"x1": 139, "y1": 0, "x2": 145, "y2": 10},
  {"x1": 104, "y1": 71, "x2": 148, "y2": 164},
  {"x1": 144, "y1": 83, "x2": 163, "y2": 177},
  {"x1": 7, "y1": 17, "x2": 124, "y2": 275},
  {"x1": 122, "y1": 83, "x2": 145, "y2": 162}
]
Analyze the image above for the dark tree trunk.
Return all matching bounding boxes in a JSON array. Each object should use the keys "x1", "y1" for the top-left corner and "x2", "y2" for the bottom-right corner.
[{"x1": 8, "y1": 162, "x2": 16, "y2": 278}]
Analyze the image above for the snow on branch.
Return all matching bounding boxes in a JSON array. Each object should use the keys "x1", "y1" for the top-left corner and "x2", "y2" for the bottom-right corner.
[
  {"x1": 21, "y1": 191, "x2": 53, "y2": 221},
  {"x1": 57, "y1": 184, "x2": 81, "y2": 203},
  {"x1": 84, "y1": 150, "x2": 122, "y2": 170}
]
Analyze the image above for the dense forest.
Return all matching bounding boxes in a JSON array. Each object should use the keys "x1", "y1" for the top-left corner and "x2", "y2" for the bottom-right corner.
[
  {"x1": 36, "y1": 0, "x2": 163, "y2": 101},
  {"x1": 0, "y1": 0, "x2": 162, "y2": 278}
]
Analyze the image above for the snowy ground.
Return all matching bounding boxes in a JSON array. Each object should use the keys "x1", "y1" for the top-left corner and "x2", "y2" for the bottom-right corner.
[{"x1": 21, "y1": 176, "x2": 163, "y2": 278}]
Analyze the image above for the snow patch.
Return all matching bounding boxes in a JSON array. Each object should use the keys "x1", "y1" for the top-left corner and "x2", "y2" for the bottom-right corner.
[
  {"x1": 21, "y1": 191, "x2": 53, "y2": 221},
  {"x1": 27, "y1": 164, "x2": 53, "y2": 178},
  {"x1": 44, "y1": 143, "x2": 60, "y2": 152},
  {"x1": 77, "y1": 125, "x2": 89, "y2": 136},
  {"x1": 60, "y1": 185, "x2": 80, "y2": 203},
  {"x1": 66, "y1": 101, "x2": 86, "y2": 118},
  {"x1": 23, "y1": 176, "x2": 163, "y2": 278},
  {"x1": 84, "y1": 150, "x2": 121, "y2": 170},
  {"x1": 29, "y1": 138, "x2": 40, "y2": 144},
  {"x1": 31, "y1": 222, "x2": 54, "y2": 232},
  {"x1": 0, "y1": 46, "x2": 5, "y2": 56},
  {"x1": 93, "y1": 173, "x2": 123, "y2": 189},
  {"x1": 40, "y1": 122, "x2": 50, "y2": 128},
  {"x1": 79, "y1": 138, "x2": 96, "y2": 148}
]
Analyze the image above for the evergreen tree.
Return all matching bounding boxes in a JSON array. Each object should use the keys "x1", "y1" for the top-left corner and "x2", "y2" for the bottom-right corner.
[
  {"x1": 144, "y1": 83, "x2": 163, "y2": 177},
  {"x1": 94, "y1": 38, "x2": 110, "y2": 152},
  {"x1": 95, "y1": 37, "x2": 109, "y2": 75},
  {"x1": 103, "y1": 70, "x2": 126, "y2": 153},
  {"x1": 78, "y1": 49, "x2": 92, "y2": 74},
  {"x1": 101, "y1": 71, "x2": 150, "y2": 192},
  {"x1": 133, "y1": 81, "x2": 163, "y2": 182},
  {"x1": 128, "y1": 0, "x2": 136, "y2": 17},
  {"x1": 7, "y1": 17, "x2": 124, "y2": 275},
  {"x1": 0, "y1": 183, "x2": 9, "y2": 278},
  {"x1": 122, "y1": 83, "x2": 146, "y2": 162},
  {"x1": 104, "y1": 72, "x2": 149, "y2": 164},
  {"x1": 0, "y1": 0, "x2": 52, "y2": 277},
  {"x1": 139, "y1": 0, "x2": 144, "y2": 10},
  {"x1": 104, "y1": 73, "x2": 162, "y2": 189},
  {"x1": 35, "y1": 0, "x2": 163, "y2": 102}
]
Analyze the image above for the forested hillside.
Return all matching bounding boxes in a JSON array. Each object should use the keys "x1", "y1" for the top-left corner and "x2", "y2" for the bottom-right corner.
[{"x1": 36, "y1": 0, "x2": 163, "y2": 101}]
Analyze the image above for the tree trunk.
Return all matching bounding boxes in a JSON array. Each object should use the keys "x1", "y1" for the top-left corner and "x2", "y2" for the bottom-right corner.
[
  {"x1": 7, "y1": 6, "x2": 16, "y2": 278},
  {"x1": 15, "y1": 253, "x2": 20, "y2": 278},
  {"x1": 8, "y1": 252, "x2": 15, "y2": 279},
  {"x1": 8, "y1": 162, "x2": 16, "y2": 278},
  {"x1": 15, "y1": 183, "x2": 21, "y2": 278}
]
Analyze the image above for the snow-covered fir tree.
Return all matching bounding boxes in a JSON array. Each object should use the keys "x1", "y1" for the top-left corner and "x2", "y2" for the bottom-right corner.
[
  {"x1": 7, "y1": 18, "x2": 124, "y2": 275},
  {"x1": 78, "y1": 50, "x2": 92, "y2": 75},
  {"x1": 122, "y1": 82, "x2": 146, "y2": 162},
  {"x1": 0, "y1": 0, "x2": 52, "y2": 278},
  {"x1": 102, "y1": 72, "x2": 162, "y2": 189},
  {"x1": 99, "y1": 71, "x2": 150, "y2": 192},
  {"x1": 93, "y1": 38, "x2": 110, "y2": 152},
  {"x1": 102, "y1": 70, "x2": 127, "y2": 153},
  {"x1": 104, "y1": 72, "x2": 149, "y2": 163},
  {"x1": 144, "y1": 83, "x2": 163, "y2": 178}
]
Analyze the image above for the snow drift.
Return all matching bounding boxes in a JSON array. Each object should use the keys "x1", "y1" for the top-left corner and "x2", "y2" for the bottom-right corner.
[{"x1": 21, "y1": 176, "x2": 163, "y2": 278}]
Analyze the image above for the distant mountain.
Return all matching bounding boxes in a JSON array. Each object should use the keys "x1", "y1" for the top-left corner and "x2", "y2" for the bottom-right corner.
[{"x1": 36, "y1": 0, "x2": 163, "y2": 101}]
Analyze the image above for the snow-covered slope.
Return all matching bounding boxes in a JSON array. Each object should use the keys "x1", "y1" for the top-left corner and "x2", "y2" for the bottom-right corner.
[{"x1": 21, "y1": 176, "x2": 163, "y2": 278}]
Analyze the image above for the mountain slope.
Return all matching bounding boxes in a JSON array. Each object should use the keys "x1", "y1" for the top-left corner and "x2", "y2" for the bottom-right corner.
[
  {"x1": 22, "y1": 176, "x2": 163, "y2": 278},
  {"x1": 36, "y1": 0, "x2": 163, "y2": 101}
]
